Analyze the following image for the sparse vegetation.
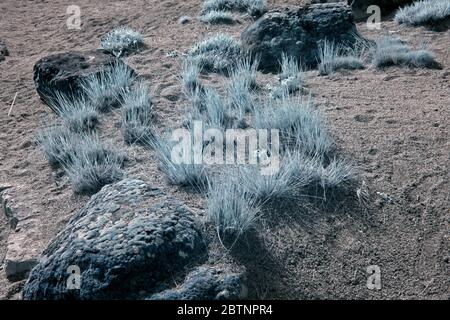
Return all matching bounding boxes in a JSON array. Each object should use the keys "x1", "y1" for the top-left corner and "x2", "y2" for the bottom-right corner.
[
  {"x1": 37, "y1": 126, "x2": 83, "y2": 167},
  {"x1": 226, "y1": 79, "x2": 255, "y2": 122},
  {"x1": 203, "y1": 88, "x2": 234, "y2": 128},
  {"x1": 318, "y1": 40, "x2": 365, "y2": 76},
  {"x1": 80, "y1": 63, "x2": 136, "y2": 112},
  {"x1": 254, "y1": 96, "x2": 334, "y2": 157},
  {"x1": 181, "y1": 59, "x2": 203, "y2": 98},
  {"x1": 201, "y1": 0, "x2": 267, "y2": 18},
  {"x1": 272, "y1": 53, "x2": 304, "y2": 98},
  {"x1": 120, "y1": 82, "x2": 155, "y2": 145},
  {"x1": 395, "y1": 0, "x2": 450, "y2": 27},
  {"x1": 238, "y1": 160, "x2": 302, "y2": 204},
  {"x1": 372, "y1": 37, "x2": 441, "y2": 69},
  {"x1": 37, "y1": 127, "x2": 125, "y2": 194},
  {"x1": 207, "y1": 175, "x2": 261, "y2": 240},
  {"x1": 207, "y1": 148, "x2": 356, "y2": 240},
  {"x1": 48, "y1": 92, "x2": 99, "y2": 133},
  {"x1": 150, "y1": 134, "x2": 209, "y2": 190},
  {"x1": 318, "y1": 157, "x2": 356, "y2": 193},
  {"x1": 199, "y1": 10, "x2": 236, "y2": 24},
  {"x1": 61, "y1": 136, "x2": 125, "y2": 195},
  {"x1": 101, "y1": 26, "x2": 144, "y2": 57},
  {"x1": 229, "y1": 57, "x2": 259, "y2": 90},
  {"x1": 227, "y1": 57, "x2": 259, "y2": 116},
  {"x1": 188, "y1": 34, "x2": 242, "y2": 74},
  {"x1": 238, "y1": 148, "x2": 355, "y2": 204},
  {"x1": 186, "y1": 86, "x2": 246, "y2": 130}
]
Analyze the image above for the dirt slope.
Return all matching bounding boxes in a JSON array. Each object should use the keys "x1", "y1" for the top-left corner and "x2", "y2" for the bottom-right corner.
[{"x1": 0, "y1": 0, "x2": 448, "y2": 299}]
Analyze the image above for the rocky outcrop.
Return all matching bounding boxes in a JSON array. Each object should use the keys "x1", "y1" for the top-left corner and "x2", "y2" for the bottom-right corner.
[
  {"x1": 0, "y1": 40, "x2": 8, "y2": 62},
  {"x1": 1, "y1": 186, "x2": 40, "y2": 280},
  {"x1": 241, "y1": 3, "x2": 360, "y2": 72},
  {"x1": 23, "y1": 179, "x2": 207, "y2": 300},
  {"x1": 33, "y1": 49, "x2": 132, "y2": 107},
  {"x1": 149, "y1": 264, "x2": 247, "y2": 300}
]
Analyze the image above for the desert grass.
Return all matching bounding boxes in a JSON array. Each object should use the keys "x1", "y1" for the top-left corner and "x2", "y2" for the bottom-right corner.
[
  {"x1": 38, "y1": 127, "x2": 125, "y2": 194},
  {"x1": 61, "y1": 136, "x2": 125, "y2": 195},
  {"x1": 149, "y1": 133, "x2": 209, "y2": 191},
  {"x1": 318, "y1": 40, "x2": 365, "y2": 76},
  {"x1": 372, "y1": 37, "x2": 441, "y2": 69},
  {"x1": 80, "y1": 62, "x2": 136, "y2": 112},
  {"x1": 207, "y1": 174, "x2": 261, "y2": 241},
  {"x1": 395, "y1": 0, "x2": 450, "y2": 27},
  {"x1": 188, "y1": 34, "x2": 242, "y2": 74},
  {"x1": 254, "y1": 96, "x2": 334, "y2": 157},
  {"x1": 199, "y1": 10, "x2": 236, "y2": 24},
  {"x1": 101, "y1": 26, "x2": 144, "y2": 57},
  {"x1": 201, "y1": 0, "x2": 267, "y2": 18},
  {"x1": 47, "y1": 91, "x2": 99, "y2": 133},
  {"x1": 272, "y1": 53, "x2": 305, "y2": 98},
  {"x1": 120, "y1": 82, "x2": 156, "y2": 145}
]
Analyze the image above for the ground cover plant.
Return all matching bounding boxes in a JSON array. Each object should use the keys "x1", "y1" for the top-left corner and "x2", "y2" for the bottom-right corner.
[
  {"x1": 372, "y1": 36, "x2": 441, "y2": 69},
  {"x1": 201, "y1": 0, "x2": 267, "y2": 18},
  {"x1": 199, "y1": 10, "x2": 236, "y2": 24},
  {"x1": 188, "y1": 34, "x2": 242, "y2": 74},
  {"x1": 120, "y1": 82, "x2": 156, "y2": 145},
  {"x1": 318, "y1": 40, "x2": 365, "y2": 76},
  {"x1": 395, "y1": 0, "x2": 450, "y2": 27},
  {"x1": 80, "y1": 62, "x2": 136, "y2": 112},
  {"x1": 101, "y1": 26, "x2": 145, "y2": 57}
]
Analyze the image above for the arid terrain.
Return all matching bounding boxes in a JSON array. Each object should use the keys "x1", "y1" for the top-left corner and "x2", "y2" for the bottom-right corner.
[{"x1": 0, "y1": 0, "x2": 449, "y2": 299}]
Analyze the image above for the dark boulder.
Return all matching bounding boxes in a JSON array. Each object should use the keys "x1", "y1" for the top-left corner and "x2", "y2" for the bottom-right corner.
[
  {"x1": 149, "y1": 264, "x2": 247, "y2": 300},
  {"x1": 349, "y1": 0, "x2": 415, "y2": 21},
  {"x1": 241, "y1": 3, "x2": 360, "y2": 72},
  {"x1": 23, "y1": 179, "x2": 207, "y2": 300},
  {"x1": 0, "y1": 40, "x2": 8, "y2": 62},
  {"x1": 33, "y1": 49, "x2": 132, "y2": 107}
]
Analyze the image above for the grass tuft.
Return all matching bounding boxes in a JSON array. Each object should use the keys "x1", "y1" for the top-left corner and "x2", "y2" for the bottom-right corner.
[
  {"x1": 318, "y1": 40, "x2": 365, "y2": 76},
  {"x1": 226, "y1": 57, "x2": 259, "y2": 118},
  {"x1": 207, "y1": 175, "x2": 261, "y2": 241},
  {"x1": 120, "y1": 82, "x2": 156, "y2": 145},
  {"x1": 37, "y1": 126, "x2": 83, "y2": 167},
  {"x1": 181, "y1": 59, "x2": 204, "y2": 99},
  {"x1": 272, "y1": 53, "x2": 304, "y2": 98},
  {"x1": 47, "y1": 91, "x2": 100, "y2": 133},
  {"x1": 101, "y1": 26, "x2": 144, "y2": 57},
  {"x1": 204, "y1": 88, "x2": 236, "y2": 128},
  {"x1": 149, "y1": 133, "x2": 209, "y2": 191},
  {"x1": 37, "y1": 127, "x2": 125, "y2": 194},
  {"x1": 395, "y1": 0, "x2": 450, "y2": 27},
  {"x1": 254, "y1": 96, "x2": 334, "y2": 157},
  {"x1": 188, "y1": 34, "x2": 242, "y2": 74},
  {"x1": 80, "y1": 63, "x2": 136, "y2": 112},
  {"x1": 202, "y1": 0, "x2": 267, "y2": 18},
  {"x1": 199, "y1": 10, "x2": 236, "y2": 24},
  {"x1": 372, "y1": 37, "x2": 441, "y2": 69},
  {"x1": 318, "y1": 157, "x2": 356, "y2": 192},
  {"x1": 61, "y1": 136, "x2": 125, "y2": 195}
]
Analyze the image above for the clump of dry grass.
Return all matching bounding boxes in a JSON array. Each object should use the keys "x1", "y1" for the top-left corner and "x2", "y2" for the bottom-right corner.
[
  {"x1": 101, "y1": 26, "x2": 144, "y2": 57},
  {"x1": 188, "y1": 34, "x2": 242, "y2": 74},
  {"x1": 372, "y1": 37, "x2": 441, "y2": 69}
]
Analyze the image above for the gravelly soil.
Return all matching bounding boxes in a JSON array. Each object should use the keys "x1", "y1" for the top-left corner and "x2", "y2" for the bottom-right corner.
[{"x1": 0, "y1": 0, "x2": 448, "y2": 299}]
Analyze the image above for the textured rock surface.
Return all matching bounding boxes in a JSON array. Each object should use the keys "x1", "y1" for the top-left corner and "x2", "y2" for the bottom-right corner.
[
  {"x1": 150, "y1": 264, "x2": 247, "y2": 300},
  {"x1": 1, "y1": 186, "x2": 40, "y2": 280},
  {"x1": 241, "y1": 3, "x2": 360, "y2": 72},
  {"x1": 33, "y1": 49, "x2": 131, "y2": 106},
  {"x1": 23, "y1": 179, "x2": 207, "y2": 300},
  {"x1": 349, "y1": 0, "x2": 414, "y2": 20},
  {"x1": 0, "y1": 40, "x2": 8, "y2": 62}
]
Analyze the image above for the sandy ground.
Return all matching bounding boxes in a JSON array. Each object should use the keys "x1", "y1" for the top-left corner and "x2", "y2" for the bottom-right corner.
[{"x1": 0, "y1": 0, "x2": 449, "y2": 299}]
